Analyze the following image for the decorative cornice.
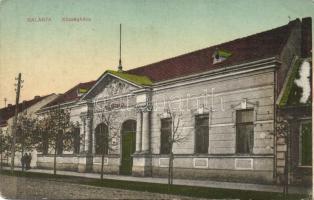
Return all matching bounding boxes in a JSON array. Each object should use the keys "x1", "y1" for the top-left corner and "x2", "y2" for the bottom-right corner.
[
  {"x1": 231, "y1": 98, "x2": 259, "y2": 110},
  {"x1": 136, "y1": 104, "x2": 153, "y2": 112}
]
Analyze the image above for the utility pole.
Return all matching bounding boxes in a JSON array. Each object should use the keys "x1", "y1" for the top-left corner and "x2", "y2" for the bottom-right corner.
[
  {"x1": 0, "y1": 132, "x2": 3, "y2": 171},
  {"x1": 4, "y1": 98, "x2": 7, "y2": 108},
  {"x1": 10, "y1": 73, "x2": 23, "y2": 173},
  {"x1": 118, "y1": 24, "x2": 123, "y2": 72}
]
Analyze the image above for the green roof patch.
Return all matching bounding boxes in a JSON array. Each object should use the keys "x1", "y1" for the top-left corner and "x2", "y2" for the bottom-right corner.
[
  {"x1": 106, "y1": 70, "x2": 153, "y2": 86},
  {"x1": 217, "y1": 50, "x2": 232, "y2": 58},
  {"x1": 78, "y1": 88, "x2": 88, "y2": 94},
  {"x1": 213, "y1": 49, "x2": 232, "y2": 64}
]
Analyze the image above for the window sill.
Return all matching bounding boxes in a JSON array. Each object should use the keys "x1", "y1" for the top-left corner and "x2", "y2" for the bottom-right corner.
[
  {"x1": 151, "y1": 154, "x2": 273, "y2": 158},
  {"x1": 93, "y1": 154, "x2": 120, "y2": 158},
  {"x1": 298, "y1": 165, "x2": 312, "y2": 168},
  {"x1": 37, "y1": 154, "x2": 78, "y2": 157}
]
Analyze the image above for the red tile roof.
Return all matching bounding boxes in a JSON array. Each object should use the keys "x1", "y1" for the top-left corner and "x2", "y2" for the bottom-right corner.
[
  {"x1": 127, "y1": 19, "x2": 298, "y2": 82},
  {"x1": 43, "y1": 19, "x2": 305, "y2": 107},
  {"x1": 0, "y1": 95, "x2": 52, "y2": 127},
  {"x1": 44, "y1": 80, "x2": 96, "y2": 107}
]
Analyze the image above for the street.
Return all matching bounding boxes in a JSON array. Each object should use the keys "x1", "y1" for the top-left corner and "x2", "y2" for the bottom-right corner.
[{"x1": 0, "y1": 175, "x2": 205, "y2": 199}]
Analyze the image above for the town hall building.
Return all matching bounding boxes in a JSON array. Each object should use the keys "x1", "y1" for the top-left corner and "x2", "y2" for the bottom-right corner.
[{"x1": 35, "y1": 17, "x2": 312, "y2": 184}]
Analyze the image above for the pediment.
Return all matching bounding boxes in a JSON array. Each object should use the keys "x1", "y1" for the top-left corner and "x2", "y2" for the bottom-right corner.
[{"x1": 82, "y1": 74, "x2": 138, "y2": 100}]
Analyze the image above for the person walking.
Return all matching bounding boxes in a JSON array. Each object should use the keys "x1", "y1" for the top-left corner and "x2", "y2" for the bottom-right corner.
[
  {"x1": 20, "y1": 153, "x2": 26, "y2": 171},
  {"x1": 28, "y1": 153, "x2": 32, "y2": 169},
  {"x1": 25, "y1": 153, "x2": 32, "y2": 170},
  {"x1": 24, "y1": 153, "x2": 29, "y2": 170}
]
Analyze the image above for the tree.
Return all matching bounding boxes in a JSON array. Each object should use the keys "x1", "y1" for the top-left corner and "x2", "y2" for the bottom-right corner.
[
  {"x1": 94, "y1": 98, "x2": 120, "y2": 180},
  {"x1": 38, "y1": 105, "x2": 75, "y2": 175},
  {"x1": 0, "y1": 129, "x2": 12, "y2": 170},
  {"x1": 159, "y1": 102, "x2": 190, "y2": 186},
  {"x1": 15, "y1": 111, "x2": 38, "y2": 171}
]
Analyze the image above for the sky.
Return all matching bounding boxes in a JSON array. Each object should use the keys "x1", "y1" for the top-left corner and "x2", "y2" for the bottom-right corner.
[{"x1": 0, "y1": 0, "x2": 313, "y2": 107}]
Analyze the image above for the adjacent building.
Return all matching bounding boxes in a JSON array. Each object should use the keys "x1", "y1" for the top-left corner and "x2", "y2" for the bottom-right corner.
[{"x1": 0, "y1": 94, "x2": 58, "y2": 167}]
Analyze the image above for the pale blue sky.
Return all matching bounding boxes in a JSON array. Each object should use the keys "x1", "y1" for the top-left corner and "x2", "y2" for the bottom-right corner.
[{"x1": 0, "y1": 0, "x2": 313, "y2": 106}]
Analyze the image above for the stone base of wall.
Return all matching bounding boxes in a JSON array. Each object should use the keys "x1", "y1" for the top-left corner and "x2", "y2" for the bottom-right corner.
[
  {"x1": 152, "y1": 167, "x2": 274, "y2": 184},
  {"x1": 37, "y1": 162, "x2": 78, "y2": 171},
  {"x1": 92, "y1": 164, "x2": 119, "y2": 174},
  {"x1": 37, "y1": 156, "x2": 79, "y2": 172},
  {"x1": 35, "y1": 154, "x2": 276, "y2": 184},
  {"x1": 132, "y1": 154, "x2": 152, "y2": 176},
  {"x1": 290, "y1": 167, "x2": 312, "y2": 185},
  {"x1": 78, "y1": 164, "x2": 87, "y2": 173},
  {"x1": 77, "y1": 155, "x2": 94, "y2": 173},
  {"x1": 132, "y1": 165, "x2": 152, "y2": 177}
]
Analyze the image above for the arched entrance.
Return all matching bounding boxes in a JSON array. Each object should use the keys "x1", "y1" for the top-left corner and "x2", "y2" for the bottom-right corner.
[{"x1": 120, "y1": 120, "x2": 136, "y2": 175}]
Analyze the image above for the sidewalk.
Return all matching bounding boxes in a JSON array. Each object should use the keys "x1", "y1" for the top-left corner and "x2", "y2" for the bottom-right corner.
[{"x1": 2, "y1": 167, "x2": 311, "y2": 195}]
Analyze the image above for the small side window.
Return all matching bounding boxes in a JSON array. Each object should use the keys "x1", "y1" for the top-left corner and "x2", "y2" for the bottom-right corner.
[{"x1": 300, "y1": 121, "x2": 312, "y2": 166}]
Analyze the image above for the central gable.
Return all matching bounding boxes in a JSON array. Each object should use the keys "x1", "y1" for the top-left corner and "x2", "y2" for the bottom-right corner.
[{"x1": 81, "y1": 74, "x2": 139, "y2": 100}]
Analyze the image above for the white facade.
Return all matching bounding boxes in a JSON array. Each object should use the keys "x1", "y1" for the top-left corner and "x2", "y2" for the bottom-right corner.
[
  {"x1": 36, "y1": 59, "x2": 279, "y2": 183},
  {"x1": 35, "y1": 18, "x2": 311, "y2": 184}
]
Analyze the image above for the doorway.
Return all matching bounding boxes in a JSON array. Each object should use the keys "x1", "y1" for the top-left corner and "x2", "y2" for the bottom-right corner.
[{"x1": 120, "y1": 120, "x2": 136, "y2": 175}]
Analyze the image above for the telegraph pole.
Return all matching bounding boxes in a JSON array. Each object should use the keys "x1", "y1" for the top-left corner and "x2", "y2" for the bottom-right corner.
[
  {"x1": 10, "y1": 73, "x2": 23, "y2": 173},
  {"x1": 118, "y1": 24, "x2": 123, "y2": 72},
  {"x1": 0, "y1": 132, "x2": 3, "y2": 171}
]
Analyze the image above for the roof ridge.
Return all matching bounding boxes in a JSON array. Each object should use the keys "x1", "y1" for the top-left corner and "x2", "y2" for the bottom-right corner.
[
  {"x1": 78, "y1": 80, "x2": 96, "y2": 86},
  {"x1": 0, "y1": 94, "x2": 53, "y2": 110},
  {"x1": 61, "y1": 80, "x2": 96, "y2": 96},
  {"x1": 127, "y1": 19, "x2": 298, "y2": 73},
  {"x1": 44, "y1": 80, "x2": 96, "y2": 108}
]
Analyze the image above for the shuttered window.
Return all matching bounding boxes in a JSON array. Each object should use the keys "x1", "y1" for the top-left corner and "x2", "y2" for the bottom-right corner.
[
  {"x1": 95, "y1": 123, "x2": 109, "y2": 155},
  {"x1": 73, "y1": 127, "x2": 80, "y2": 154},
  {"x1": 236, "y1": 109, "x2": 254, "y2": 154},
  {"x1": 42, "y1": 131, "x2": 48, "y2": 155},
  {"x1": 195, "y1": 115, "x2": 209, "y2": 154},
  {"x1": 56, "y1": 131, "x2": 63, "y2": 155},
  {"x1": 160, "y1": 118, "x2": 172, "y2": 154}
]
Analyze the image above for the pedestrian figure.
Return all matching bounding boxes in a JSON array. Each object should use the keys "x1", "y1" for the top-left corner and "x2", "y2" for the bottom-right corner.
[
  {"x1": 24, "y1": 153, "x2": 28, "y2": 170},
  {"x1": 26, "y1": 153, "x2": 32, "y2": 170},
  {"x1": 28, "y1": 153, "x2": 32, "y2": 169},
  {"x1": 20, "y1": 153, "x2": 26, "y2": 171}
]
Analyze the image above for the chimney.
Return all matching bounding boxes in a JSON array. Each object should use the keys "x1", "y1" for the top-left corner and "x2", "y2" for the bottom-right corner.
[
  {"x1": 301, "y1": 17, "x2": 312, "y2": 58},
  {"x1": 34, "y1": 95, "x2": 40, "y2": 99}
]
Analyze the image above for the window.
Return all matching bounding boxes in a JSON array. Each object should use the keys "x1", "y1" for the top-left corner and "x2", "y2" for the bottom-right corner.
[
  {"x1": 77, "y1": 88, "x2": 88, "y2": 97},
  {"x1": 236, "y1": 109, "x2": 254, "y2": 154},
  {"x1": 160, "y1": 118, "x2": 172, "y2": 154},
  {"x1": 212, "y1": 49, "x2": 232, "y2": 64},
  {"x1": 300, "y1": 121, "x2": 312, "y2": 166},
  {"x1": 73, "y1": 127, "x2": 80, "y2": 154},
  {"x1": 56, "y1": 131, "x2": 63, "y2": 155},
  {"x1": 42, "y1": 131, "x2": 48, "y2": 155},
  {"x1": 195, "y1": 115, "x2": 209, "y2": 154},
  {"x1": 95, "y1": 123, "x2": 109, "y2": 155}
]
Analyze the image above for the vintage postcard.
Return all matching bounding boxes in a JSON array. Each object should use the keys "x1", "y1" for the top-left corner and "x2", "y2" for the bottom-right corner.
[{"x1": 0, "y1": 0, "x2": 313, "y2": 199}]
